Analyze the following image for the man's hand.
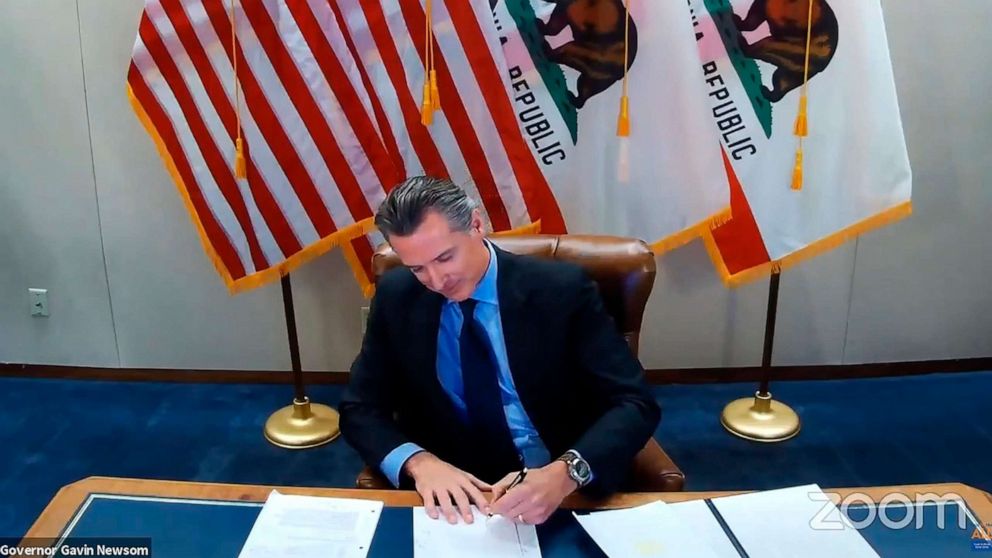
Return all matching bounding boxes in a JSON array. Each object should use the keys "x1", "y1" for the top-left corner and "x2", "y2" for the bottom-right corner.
[
  {"x1": 404, "y1": 452, "x2": 493, "y2": 524},
  {"x1": 489, "y1": 461, "x2": 577, "y2": 525}
]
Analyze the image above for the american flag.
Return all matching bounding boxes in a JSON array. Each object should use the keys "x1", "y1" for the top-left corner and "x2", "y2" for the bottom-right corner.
[{"x1": 128, "y1": 0, "x2": 564, "y2": 294}]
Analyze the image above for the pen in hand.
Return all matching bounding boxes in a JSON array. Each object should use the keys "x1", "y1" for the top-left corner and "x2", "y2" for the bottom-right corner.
[
  {"x1": 507, "y1": 467, "x2": 528, "y2": 491},
  {"x1": 489, "y1": 468, "x2": 528, "y2": 517},
  {"x1": 506, "y1": 467, "x2": 527, "y2": 492}
]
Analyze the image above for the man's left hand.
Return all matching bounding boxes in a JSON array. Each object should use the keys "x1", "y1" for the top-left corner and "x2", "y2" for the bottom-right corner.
[{"x1": 489, "y1": 461, "x2": 577, "y2": 525}]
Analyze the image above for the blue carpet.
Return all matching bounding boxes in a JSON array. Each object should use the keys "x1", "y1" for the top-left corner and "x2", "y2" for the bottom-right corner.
[{"x1": 2, "y1": 371, "x2": 990, "y2": 537}]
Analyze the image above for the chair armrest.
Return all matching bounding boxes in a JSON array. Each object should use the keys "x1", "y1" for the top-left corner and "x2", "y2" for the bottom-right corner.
[
  {"x1": 625, "y1": 438, "x2": 685, "y2": 492},
  {"x1": 356, "y1": 466, "x2": 394, "y2": 490}
]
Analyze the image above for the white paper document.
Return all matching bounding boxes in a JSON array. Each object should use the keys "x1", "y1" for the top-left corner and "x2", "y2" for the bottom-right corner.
[
  {"x1": 573, "y1": 500, "x2": 722, "y2": 558},
  {"x1": 413, "y1": 507, "x2": 541, "y2": 558},
  {"x1": 668, "y1": 500, "x2": 750, "y2": 558},
  {"x1": 238, "y1": 490, "x2": 383, "y2": 558},
  {"x1": 711, "y1": 484, "x2": 880, "y2": 558}
]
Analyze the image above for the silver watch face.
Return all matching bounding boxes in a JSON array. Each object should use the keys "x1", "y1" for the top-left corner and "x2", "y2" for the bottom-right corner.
[
  {"x1": 566, "y1": 453, "x2": 591, "y2": 484},
  {"x1": 572, "y1": 458, "x2": 591, "y2": 481}
]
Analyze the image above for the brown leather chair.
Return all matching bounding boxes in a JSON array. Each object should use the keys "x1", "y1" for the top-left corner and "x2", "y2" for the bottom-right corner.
[{"x1": 355, "y1": 234, "x2": 685, "y2": 492}]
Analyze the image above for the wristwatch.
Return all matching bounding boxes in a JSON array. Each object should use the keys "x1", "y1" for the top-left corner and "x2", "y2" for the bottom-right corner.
[{"x1": 556, "y1": 450, "x2": 593, "y2": 488}]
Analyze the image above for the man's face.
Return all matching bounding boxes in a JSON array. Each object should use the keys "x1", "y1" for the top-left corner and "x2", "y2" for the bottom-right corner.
[{"x1": 388, "y1": 209, "x2": 490, "y2": 301}]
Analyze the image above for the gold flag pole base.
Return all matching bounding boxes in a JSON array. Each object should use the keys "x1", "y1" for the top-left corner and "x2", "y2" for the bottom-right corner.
[
  {"x1": 721, "y1": 391, "x2": 801, "y2": 443},
  {"x1": 264, "y1": 396, "x2": 341, "y2": 449}
]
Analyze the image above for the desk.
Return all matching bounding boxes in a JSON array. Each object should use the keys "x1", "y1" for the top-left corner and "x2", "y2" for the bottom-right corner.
[{"x1": 25, "y1": 477, "x2": 992, "y2": 557}]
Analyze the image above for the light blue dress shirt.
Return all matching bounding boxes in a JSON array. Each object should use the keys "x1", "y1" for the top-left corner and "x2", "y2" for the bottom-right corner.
[{"x1": 379, "y1": 241, "x2": 551, "y2": 487}]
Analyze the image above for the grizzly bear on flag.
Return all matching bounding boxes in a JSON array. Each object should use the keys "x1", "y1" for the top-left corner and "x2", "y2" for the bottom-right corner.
[
  {"x1": 733, "y1": 0, "x2": 839, "y2": 102},
  {"x1": 538, "y1": 0, "x2": 637, "y2": 109}
]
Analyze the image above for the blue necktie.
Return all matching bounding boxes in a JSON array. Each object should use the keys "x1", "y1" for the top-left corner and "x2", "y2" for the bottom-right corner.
[{"x1": 459, "y1": 299, "x2": 519, "y2": 465}]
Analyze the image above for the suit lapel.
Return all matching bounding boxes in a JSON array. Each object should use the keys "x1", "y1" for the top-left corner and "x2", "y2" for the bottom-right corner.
[{"x1": 494, "y1": 249, "x2": 543, "y2": 426}]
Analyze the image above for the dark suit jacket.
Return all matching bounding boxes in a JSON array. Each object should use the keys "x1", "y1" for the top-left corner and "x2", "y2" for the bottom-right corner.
[{"x1": 340, "y1": 246, "x2": 661, "y2": 495}]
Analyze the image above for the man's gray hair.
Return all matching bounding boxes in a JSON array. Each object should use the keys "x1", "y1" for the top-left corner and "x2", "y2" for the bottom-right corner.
[{"x1": 375, "y1": 176, "x2": 479, "y2": 239}]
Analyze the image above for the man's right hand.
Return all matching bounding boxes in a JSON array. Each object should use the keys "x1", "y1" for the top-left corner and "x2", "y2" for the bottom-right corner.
[{"x1": 403, "y1": 452, "x2": 493, "y2": 524}]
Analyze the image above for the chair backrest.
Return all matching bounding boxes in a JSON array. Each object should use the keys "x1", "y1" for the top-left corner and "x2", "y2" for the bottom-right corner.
[{"x1": 372, "y1": 234, "x2": 656, "y2": 356}]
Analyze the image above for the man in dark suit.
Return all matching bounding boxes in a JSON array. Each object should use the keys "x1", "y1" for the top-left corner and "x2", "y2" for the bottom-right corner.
[{"x1": 340, "y1": 176, "x2": 660, "y2": 526}]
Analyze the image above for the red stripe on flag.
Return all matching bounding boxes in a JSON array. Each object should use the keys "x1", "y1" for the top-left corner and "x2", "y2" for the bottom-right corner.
[
  {"x1": 441, "y1": 0, "x2": 566, "y2": 233},
  {"x1": 711, "y1": 151, "x2": 771, "y2": 274},
  {"x1": 161, "y1": 0, "x2": 302, "y2": 257},
  {"x1": 396, "y1": 0, "x2": 512, "y2": 231},
  {"x1": 357, "y1": 0, "x2": 449, "y2": 178},
  {"x1": 324, "y1": 0, "x2": 407, "y2": 184},
  {"x1": 139, "y1": 17, "x2": 268, "y2": 271},
  {"x1": 240, "y1": 1, "x2": 375, "y2": 222},
  {"x1": 128, "y1": 64, "x2": 246, "y2": 279},
  {"x1": 202, "y1": 1, "x2": 338, "y2": 237},
  {"x1": 288, "y1": 1, "x2": 402, "y2": 190}
]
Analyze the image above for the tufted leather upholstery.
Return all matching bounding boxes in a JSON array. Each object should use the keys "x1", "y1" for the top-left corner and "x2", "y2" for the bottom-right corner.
[{"x1": 355, "y1": 234, "x2": 685, "y2": 492}]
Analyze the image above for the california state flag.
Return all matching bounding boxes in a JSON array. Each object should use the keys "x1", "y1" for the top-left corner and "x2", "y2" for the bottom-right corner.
[
  {"x1": 488, "y1": 0, "x2": 732, "y2": 251},
  {"x1": 689, "y1": 0, "x2": 912, "y2": 284}
]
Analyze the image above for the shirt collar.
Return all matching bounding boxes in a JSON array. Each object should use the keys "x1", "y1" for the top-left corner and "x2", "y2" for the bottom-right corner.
[{"x1": 458, "y1": 240, "x2": 498, "y2": 306}]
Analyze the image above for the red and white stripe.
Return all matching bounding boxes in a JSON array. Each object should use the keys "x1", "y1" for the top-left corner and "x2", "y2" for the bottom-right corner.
[
  {"x1": 334, "y1": 0, "x2": 564, "y2": 232},
  {"x1": 128, "y1": 0, "x2": 562, "y2": 289}
]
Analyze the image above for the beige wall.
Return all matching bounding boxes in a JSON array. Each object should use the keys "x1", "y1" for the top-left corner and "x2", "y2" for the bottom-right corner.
[{"x1": 1, "y1": 0, "x2": 989, "y2": 371}]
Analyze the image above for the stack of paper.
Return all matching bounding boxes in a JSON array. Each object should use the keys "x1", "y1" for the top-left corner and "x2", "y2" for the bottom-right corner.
[
  {"x1": 238, "y1": 490, "x2": 383, "y2": 558},
  {"x1": 574, "y1": 485, "x2": 881, "y2": 558},
  {"x1": 413, "y1": 506, "x2": 541, "y2": 558},
  {"x1": 574, "y1": 501, "x2": 724, "y2": 557},
  {"x1": 666, "y1": 500, "x2": 748, "y2": 558},
  {"x1": 708, "y1": 484, "x2": 881, "y2": 558}
]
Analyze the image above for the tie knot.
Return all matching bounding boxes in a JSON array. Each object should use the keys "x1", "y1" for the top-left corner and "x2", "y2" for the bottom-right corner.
[{"x1": 459, "y1": 298, "x2": 477, "y2": 319}]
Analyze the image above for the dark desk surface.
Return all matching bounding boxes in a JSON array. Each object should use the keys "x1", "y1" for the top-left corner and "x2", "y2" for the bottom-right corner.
[{"x1": 25, "y1": 477, "x2": 992, "y2": 556}]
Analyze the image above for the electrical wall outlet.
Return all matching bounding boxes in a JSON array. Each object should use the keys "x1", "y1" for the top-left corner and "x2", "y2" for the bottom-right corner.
[
  {"x1": 29, "y1": 288, "x2": 49, "y2": 317},
  {"x1": 361, "y1": 306, "x2": 370, "y2": 336}
]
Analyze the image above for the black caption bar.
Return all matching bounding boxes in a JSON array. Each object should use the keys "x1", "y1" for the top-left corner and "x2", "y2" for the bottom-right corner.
[{"x1": 0, "y1": 538, "x2": 152, "y2": 557}]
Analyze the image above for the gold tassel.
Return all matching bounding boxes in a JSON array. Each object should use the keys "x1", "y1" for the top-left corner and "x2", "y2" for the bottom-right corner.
[
  {"x1": 790, "y1": 0, "x2": 816, "y2": 191},
  {"x1": 230, "y1": 0, "x2": 246, "y2": 179},
  {"x1": 793, "y1": 94, "x2": 808, "y2": 137},
  {"x1": 792, "y1": 93, "x2": 807, "y2": 190},
  {"x1": 428, "y1": 3, "x2": 440, "y2": 112},
  {"x1": 791, "y1": 147, "x2": 803, "y2": 190},
  {"x1": 616, "y1": 95, "x2": 630, "y2": 137},
  {"x1": 617, "y1": 0, "x2": 631, "y2": 137},
  {"x1": 234, "y1": 137, "x2": 247, "y2": 179},
  {"x1": 420, "y1": 0, "x2": 435, "y2": 125},
  {"x1": 430, "y1": 69, "x2": 440, "y2": 111},
  {"x1": 421, "y1": 81, "x2": 434, "y2": 126}
]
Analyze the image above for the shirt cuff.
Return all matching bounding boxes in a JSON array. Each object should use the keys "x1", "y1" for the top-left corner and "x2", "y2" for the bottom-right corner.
[{"x1": 380, "y1": 442, "x2": 425, "y2": 487}]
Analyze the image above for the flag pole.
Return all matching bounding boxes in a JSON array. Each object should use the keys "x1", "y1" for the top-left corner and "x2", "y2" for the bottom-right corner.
[
  {"x1": 720, "y1": 270, "x2": 801, "y2": 442},
  {"x1": 263, "y1": 274, "x2": 341, "y2": 449},
  {"x1": 230, "y1": 0, "x2": 332, "y2": 448}
]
